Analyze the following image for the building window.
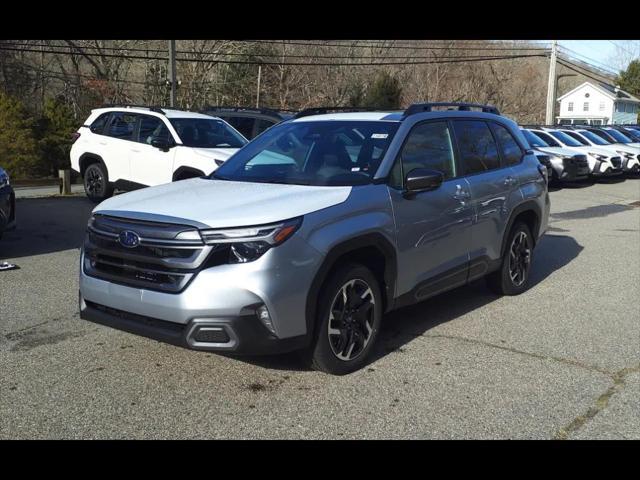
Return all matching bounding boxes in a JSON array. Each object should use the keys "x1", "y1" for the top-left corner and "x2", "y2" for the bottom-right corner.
[
  {"x1": 568, "y1": 102, "x2": 574, "y2": 112},
  {"x1": 583, "y1": 102, "x2": 589, "y2": 112},
  {"x1": 599, "y1": 102, "x2": 605, "y2": 111},
  {"x1": 626, "y1": 103, "x2": 634, "y2": 113}
]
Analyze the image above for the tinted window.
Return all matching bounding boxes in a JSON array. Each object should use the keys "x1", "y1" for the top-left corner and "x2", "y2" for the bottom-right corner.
[
  {"x1": 589, "y1": 129, "x2": 615, "y2": 143},
  {"x1": 255, "y1": 118, "x2": 277, "y2": 137},
  {"x1": 453, "y1": 120, "x2": 500, "y2": 174},
  {"x1": 169, "y1": 118, "x2": 247, "y2": 148},
  {"x1": 138, "y1": 115, "x2": 172, "y2": 145},
  {"x1": 90, "y1": 113, "x2": 111, "y2": 134},
  {"x1": 548, "y1": 130, "x2": 583, "y2": 147},
  {"x1": 521, "y1": 129, "x2": 549, "y2": 148},
  {"x1": 225, "y1": 116, "x2": 255, "y2": 139},
  {"x1": 399, "y1": 121, "x2": 456, "y2": 180},
  {"x1": 492, "y1": 124, "x2": 523, "y2": 166},
  {"x1": 107, "y1": 113, "x2": 137, "y2": 140},
  {"x1": 213, "y1": 121, "x2": 399, "y2": 186},
  {"x1": 563, "y1": 131, "x2": 589, "y2": 146},
  {"x1": 532, "y1": 130, "x2": 560, "y2": 147},
  {"x1": 578, "y1": 130, "x2": 610, "y2": 145},
  {"x1": 604, "y1": 128, "x2": 633, "y2": 144}
]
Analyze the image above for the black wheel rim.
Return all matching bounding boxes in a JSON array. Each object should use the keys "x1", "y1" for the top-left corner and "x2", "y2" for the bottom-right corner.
[
  {"x1": 508, "y1": 231, "x2": 531, "y2": 287},
  {"x1": 327, "y1": 279, "x2": 376, "y2": 361},
  {"x1": 85, "y1": 167, "x2": 104, "y2": 196}
]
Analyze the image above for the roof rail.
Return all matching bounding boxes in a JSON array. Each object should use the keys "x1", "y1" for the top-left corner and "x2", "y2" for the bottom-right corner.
[
  {"x1": 293, "y1": 106, "x2": 391, "y2": 119},
  {"x1": 101, "y1": 104, "x2": 166, "y2": 115},
  {"x1": 403, "y1": 102, "x2": 500, "y2": 117},
  {"x1": 203, "y1": 105, "x2": 296, "y2": 116}
]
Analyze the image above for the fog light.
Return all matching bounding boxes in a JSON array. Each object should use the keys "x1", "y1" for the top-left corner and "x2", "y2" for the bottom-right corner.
[{"x1": 257, "y1": 305, "x2": 276, "y2": 335}]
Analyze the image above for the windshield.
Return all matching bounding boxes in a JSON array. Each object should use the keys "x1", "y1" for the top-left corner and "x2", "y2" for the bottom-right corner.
[
  {"x1": 531, "y1": 130, "x2": 561, "y2": 147},
  {"x1": 623, "y1": 128, "x2": 640, "y2": 141},
  {"x1": 169, "y1": 118, "x2": 248, "y2": 148},
  {"x1": 562, "y1": 131, "x2": 589, "y2": 146},
  {"x1": 578, "y1": 130, "x2": 610, "y2": 145},
  {"x1": 212, "y1": 120, "x2": 400, "y2": 186},
  {"x1": 521, "y1": 129, "x2": 549, "y2": 147},
  {"x1": 604, "y1": 128, "x2": 634, "y2": 144},
  {"x1": 549, "y1": 130, "x2": 583, "y2": 147}
]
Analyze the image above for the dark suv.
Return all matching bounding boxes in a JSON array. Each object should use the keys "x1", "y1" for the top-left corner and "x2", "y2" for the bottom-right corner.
[{"x1": 202, "y1": 106, "x2": 295, "y2": 139}]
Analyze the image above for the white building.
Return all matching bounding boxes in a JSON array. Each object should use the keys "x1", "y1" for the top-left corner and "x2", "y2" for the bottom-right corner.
[{"x1": 556, "y1": 81, "x2": 639, "y2": 125}]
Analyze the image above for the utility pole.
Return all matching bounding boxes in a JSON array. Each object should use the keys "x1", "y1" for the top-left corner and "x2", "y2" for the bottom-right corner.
[
  {"x1": 168, "y1": 40, "x2": 177, "y2": 107},
  {"x1": 545, "y1": 40, "x2": 558, "y2": 125},
  {"x1": 256, "y1": 65, "x2": 262, "y2": 108}
]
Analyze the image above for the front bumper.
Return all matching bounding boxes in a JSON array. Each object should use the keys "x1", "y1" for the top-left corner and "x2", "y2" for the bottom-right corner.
[
  {"x1": 79, "y1": 294, "x2": 307, "y2": 355},
  {"x1": 79, "y1": 231, "x2": 323, "y2": 354},
  {"x1": 0, "y1": 185, "x2": 16, "y2": 234}
]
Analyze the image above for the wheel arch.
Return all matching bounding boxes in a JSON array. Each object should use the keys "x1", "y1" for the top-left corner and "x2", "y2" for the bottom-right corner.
[
  {"x1": 79, "y1": 153, "x2": 106, "y2": 178},
  {"x1": 304, "y1": 232, "x2": 397, "y2": 342},
  {"x1": 501, "y1": 201, "x2": 542, "y2": 257}
]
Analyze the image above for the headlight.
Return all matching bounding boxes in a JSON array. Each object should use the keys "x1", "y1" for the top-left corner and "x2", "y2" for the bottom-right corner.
[
  {"x1": 616, "y1": 150, "x2": 634, "y2": 159},
  {"x1": 0, "y1": 169, "x2": 9, "y2": 188},
  {"x1": 200, "y1": 217, "x2": 302, "y2": 264},
  {"x1": 588, "y1": 152, "x2": 607, "y2": 161}
]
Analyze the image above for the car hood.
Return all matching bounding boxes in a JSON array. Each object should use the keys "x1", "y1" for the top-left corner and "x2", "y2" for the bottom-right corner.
[
  {"x1": 189, "y1": 147, "x2": 239, "y2": 162},
  {"x1": 609, "y1": 143, "x2": 640, "y2": 155},
  {"x1": 533, "y1": 146, "x2": 583, "y2": 157},
  {"x1": 93, "y1": 178, "x2": 352, "y2": 228}
]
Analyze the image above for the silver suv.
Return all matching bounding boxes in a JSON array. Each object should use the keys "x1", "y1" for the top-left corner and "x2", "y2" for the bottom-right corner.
[{"x1": 79, "y1": 103, "x2": 550, "y2": 375}]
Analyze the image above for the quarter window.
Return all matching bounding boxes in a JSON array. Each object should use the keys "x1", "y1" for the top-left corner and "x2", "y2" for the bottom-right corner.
[
  {"x1": 225, "y1": 116, "x2": 255, "y2": 139},
  {"x1": 492, "y1": 124, "x2": 523, "y2": 166},
  {"x1": 397, "y1": 121, "x2": 457, "y2": 184},
  {"x1": 106, "y1": 113, "x2": 137, "y2": 141},
  {"x1": 452, "y1": 120, "x2": 501, "y2": 174},
  {"x1": 90, "y1": 113, "x2": 111, "y2": 134}
]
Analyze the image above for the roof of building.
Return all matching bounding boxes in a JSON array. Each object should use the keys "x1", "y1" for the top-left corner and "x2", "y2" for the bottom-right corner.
[{"x1": 557, "y1": 81, "x2": 640, "y2": 104}]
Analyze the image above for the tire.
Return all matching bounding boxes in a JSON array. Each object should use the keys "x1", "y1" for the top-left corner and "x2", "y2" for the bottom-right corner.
[
  {"x1": 486, "y1": 222, "x2": 534, "y2": 296},
  {"x1": 84, "y1": 163, "x2": 114, "y2": 203},
  {"x1": 307, "y1": 263, "x2": 383, "y2": 375}
]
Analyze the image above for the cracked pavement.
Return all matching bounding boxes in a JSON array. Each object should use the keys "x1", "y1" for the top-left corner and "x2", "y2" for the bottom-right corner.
[{"x1": 0, "y1": 178, "x2": 639, "y2": 439}]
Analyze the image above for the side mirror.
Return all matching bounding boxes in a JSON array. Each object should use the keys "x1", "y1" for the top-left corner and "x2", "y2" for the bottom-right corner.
[
  {"x1": 151, "y1": 138, "x2": 174, "y2": 151},
  {"x1": 404, "y1": 168, "x2": 444, "y2": 196}
]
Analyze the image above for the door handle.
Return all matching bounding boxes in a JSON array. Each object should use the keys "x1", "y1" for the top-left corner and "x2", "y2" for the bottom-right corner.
[
  {"x1": 453, "y1": 189, "x2": 471, "y2": 200},
  {"x1": 130, "y1": 149, "x2": 141, "y2": 153},
  {"x1": 99, "y1": 142, "x2": 107, "y2": 146}
]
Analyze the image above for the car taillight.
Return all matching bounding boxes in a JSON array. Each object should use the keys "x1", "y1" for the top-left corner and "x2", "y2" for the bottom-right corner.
[{"x1": 71, "y1": 132, "x2": 81, "y2": 143}]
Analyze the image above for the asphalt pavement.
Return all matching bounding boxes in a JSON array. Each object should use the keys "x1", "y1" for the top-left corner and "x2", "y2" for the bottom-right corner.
[{"x1": 0, "y1": 178, "x2": 638, "y2": 439}]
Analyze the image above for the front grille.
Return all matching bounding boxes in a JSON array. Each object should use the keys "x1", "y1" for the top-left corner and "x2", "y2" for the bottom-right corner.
[
  {"x1": 611, "y1": 156, "x2": 622, "y2": 168},
  {"x1": 83, "y1": 214, "x2": 214, "y2": 293}
]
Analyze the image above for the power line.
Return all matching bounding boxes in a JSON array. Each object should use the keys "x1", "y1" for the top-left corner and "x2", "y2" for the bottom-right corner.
[
  {"x1": 607, "y1": 40, "x2": 640, "y2": 57},
  {"x1": 0, "y1": 41, "x2": 550, "y2": 60},
  {"x1": 556, "y1": 57, "x2": 615, "y2": 87},
  {"x1": 557, "y1": 45, "x2": 618, "y2": 75},
  {"x1": 0, "y1": 46, "x2": 547, "y2": 67},
  {"x1": 241, "y1": 39, "x2": 550, "y2": 51}
]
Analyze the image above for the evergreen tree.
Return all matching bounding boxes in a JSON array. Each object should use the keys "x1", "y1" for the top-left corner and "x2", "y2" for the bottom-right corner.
[
  {"x1": 35, "y1": 97, "x2": 78, "y2": 175},
  {"x1": 362, "y1": 72, "x2": 402, "y2": 109},
  {"x1": 617, "y1": 60, "x2": 640, "y2": 98},
  {"x1": 0, "y1": 91, "x2": 39, "y2": 179}
]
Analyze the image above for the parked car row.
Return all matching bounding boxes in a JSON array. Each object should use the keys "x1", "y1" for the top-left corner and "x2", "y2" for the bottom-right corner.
[{"x1": 519, "y1": 124, "x2": 640, "y2": 184}]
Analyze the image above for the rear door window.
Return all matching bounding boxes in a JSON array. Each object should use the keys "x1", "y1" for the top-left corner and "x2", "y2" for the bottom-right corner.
[
  {"x1": 106, "y1": 113, "x2": 137, "y2": 141},
  {"x1": 491, "y1": 123, "x2": 524, "y2": 166},
  {"x1": 452, "y1": 120, "x2": 501, "y2": 175}
]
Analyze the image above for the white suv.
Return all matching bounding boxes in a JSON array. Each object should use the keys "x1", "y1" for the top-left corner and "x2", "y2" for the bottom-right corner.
[{"x1": 70, "y1": 105, "x2": 248, "y2": 202}]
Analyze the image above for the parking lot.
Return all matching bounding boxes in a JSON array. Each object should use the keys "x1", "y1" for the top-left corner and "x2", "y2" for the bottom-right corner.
[{"x1": 0, "y1": 178, "x2": 639, "y2": 439}]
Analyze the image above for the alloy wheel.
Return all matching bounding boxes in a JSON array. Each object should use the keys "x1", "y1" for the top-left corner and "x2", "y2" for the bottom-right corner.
[
  {"x1": 327, "y1": 279, "x2": 376, "y2": 361},
  {"x1": 85, "y1": 167, "x2": 104, "y2": 196},
  {"x1": 508, "y1": 231, "x2": 531, "y2": 287}
]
